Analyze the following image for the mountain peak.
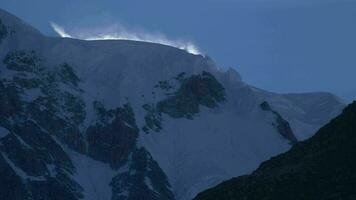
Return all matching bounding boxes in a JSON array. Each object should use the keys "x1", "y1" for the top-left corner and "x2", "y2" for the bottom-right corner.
[
  {"x1": 0, "y1": 9, "x2": 347, "y2": 200},
  {"x1": 0, "y1": 8, "x2": 42, "y2": 37}
]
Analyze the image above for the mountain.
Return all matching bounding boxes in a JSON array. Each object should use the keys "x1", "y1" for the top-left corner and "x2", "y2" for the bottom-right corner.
[
  {"x1": 0, "y1": 8, "x2": 345, "y2": 200},
  {"x1": 194, "y1": 101, "x2": 356, "y2": 200}
]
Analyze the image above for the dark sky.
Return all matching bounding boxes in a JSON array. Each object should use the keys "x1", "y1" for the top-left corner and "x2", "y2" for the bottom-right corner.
[{"x1": 1, "y1": 0, "x2": 355, "y2": 101}]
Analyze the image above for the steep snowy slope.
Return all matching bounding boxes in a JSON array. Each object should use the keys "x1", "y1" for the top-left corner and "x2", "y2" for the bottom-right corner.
[
  {"x1": 0, "y1": 9, "x2": 345, "y2": 200},
  {"x1": 194, "y1": 101, "x2": 356, "y2": 200}
]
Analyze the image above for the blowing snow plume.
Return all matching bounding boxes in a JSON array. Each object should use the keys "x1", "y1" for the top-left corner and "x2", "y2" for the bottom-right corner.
[{"x1": 50, "y1": 22, "x2": 201, "y2": 55}]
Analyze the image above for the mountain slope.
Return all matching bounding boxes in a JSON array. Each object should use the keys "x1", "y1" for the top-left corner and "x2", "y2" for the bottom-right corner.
[
  {"x1": 0, "y1": 8, "x2": 345, "y2": 200},
  {"x1": 194, "y1": 101, "x2": 356, "y2": 200}
]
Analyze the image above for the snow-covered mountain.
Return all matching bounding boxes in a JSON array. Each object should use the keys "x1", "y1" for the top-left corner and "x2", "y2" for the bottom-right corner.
[
  {"x1": 0, "y1": 9, "x2": 345, "y2": 200},
  {"x1": 193, "y1": 101, "x2": 356, "y2": 200}
]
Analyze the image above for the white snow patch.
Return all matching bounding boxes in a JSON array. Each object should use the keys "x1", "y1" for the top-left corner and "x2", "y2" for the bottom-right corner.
[
  {"x1": 46, "y1": 163, "x2": 57, "y2": 177},
  {"x1": 50, "y1": 136, "x2": 117, "y2": 200},
  {"x1": 0, "y1": 126, "x2": 9, "y2": 139},
  {"x1": 289, "y1": 119, "x2": 319, "y2": 141},
  {"x1": 145, "y1": 176, "x2": 155, "y2": 191},
  {"x1": 64, "y1": 147, "x2": 117, "y2": 200},
  {"x1": 23, "y1": 88, "x2": 42, "y2": 102}
]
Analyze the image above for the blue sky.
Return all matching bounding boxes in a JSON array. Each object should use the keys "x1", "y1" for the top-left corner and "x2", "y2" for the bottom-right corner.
[{"x1": 1, "y1": 0, "x2": 355, "y2": 101}]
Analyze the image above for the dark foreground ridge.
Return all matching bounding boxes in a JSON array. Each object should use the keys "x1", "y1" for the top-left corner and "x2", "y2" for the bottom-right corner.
[{"x1": 194, "y1": 101, "x2": 356, "y2": 200}]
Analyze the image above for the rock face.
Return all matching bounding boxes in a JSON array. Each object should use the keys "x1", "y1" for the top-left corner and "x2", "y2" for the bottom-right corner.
[
  {"x1": 0, "y1": 48, "x2": 173, "y2": 200},
  {"x1": 0, "y1": 8, "x2": 345, "y2": 200},
  {"x1": 142, "y1": 71, "x2": 226, "y2": 133},
  {"x1": 156, "y1": 71, "x2": 226, "y2": 119},
  {"x1": 260, "y1": 101, "x2": 298, "y2": 144},
  {"x1": 0, "y1": 19, "x2": 7, "y2": 43},
  {"x1": 194, "y1": 101, "x2": 356, "y2": 200}
]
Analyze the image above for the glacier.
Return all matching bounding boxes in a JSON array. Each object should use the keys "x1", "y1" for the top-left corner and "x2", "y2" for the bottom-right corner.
[{"x1": 0, "y1": 8, "x2": 345, "y2": 200}]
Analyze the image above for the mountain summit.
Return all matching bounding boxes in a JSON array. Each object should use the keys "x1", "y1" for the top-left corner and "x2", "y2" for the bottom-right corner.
[{"x1": 0, "y1": 8, "x2": 345, "y2": 200}]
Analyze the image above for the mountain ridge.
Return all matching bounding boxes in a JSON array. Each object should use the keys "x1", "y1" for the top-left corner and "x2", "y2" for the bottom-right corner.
[{"x1": 0, "y1": 8, "x2": 345, "y2": 200}]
